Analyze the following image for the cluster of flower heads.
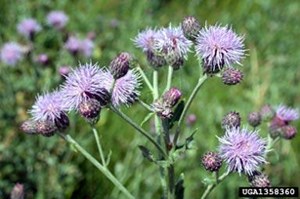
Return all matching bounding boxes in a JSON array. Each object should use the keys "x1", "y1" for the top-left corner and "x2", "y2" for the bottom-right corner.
[
  {"x1": 134, "y1": 16, "x2": 245, "y2": 83},
  {"x1": 21, "y1": 53, "x2": 140, "y2": 137},
  {"x1": 202, "y1": 103, "x2": 298, "y2": 187},
  {"x1": 0, "y1": 10, "x2": 94, "y2": 67}
]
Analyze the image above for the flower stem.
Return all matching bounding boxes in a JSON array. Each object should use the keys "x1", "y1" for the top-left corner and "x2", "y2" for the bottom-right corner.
[
  {"x1": 173, "y1": 74, "x2": 208, "y2": 145},
  {"x1": 92, "y1": 127, "x2": 107, "y2": 166},
  {"x1": 59, "y1": 133, "x2": 135, "y2": 199},
  {"x1": 137, "y1": 65, "x2": 154, "y2": 92},
  {"x1": 110, "y1": 106, "x2": 167, "y2": 158},
  {"x1": 201, "y1": 171, "x2": 230, "y2": 199},
  {"x1": 138, "y1": 99, "x2": 153, "y2": 112},
  {"x1": 165, "y1": 65, "x2": 173, "y2": 92}
]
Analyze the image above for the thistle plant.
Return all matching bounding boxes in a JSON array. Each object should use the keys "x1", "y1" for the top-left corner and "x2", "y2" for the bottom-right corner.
[{"x1": 18, "y1": 15, "x2": 299, "y2": 199}]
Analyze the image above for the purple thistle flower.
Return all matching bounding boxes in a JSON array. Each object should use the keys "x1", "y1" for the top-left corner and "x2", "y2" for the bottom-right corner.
[
  {"x1": 60, "y1": 63, "x2": 109, "y2": 110},
  {"x1": 218, "y1": 127, "x2": 267, "y2": 176},
  {"x1": 196, "y1": 24, "x2": 245, "y2": 73},
  {"x1": 111, "y1": 69, "x2": 140, "y2": 107},
  {"x1": 17, "y1": 18, "x2": 41, "y2": 38},
  {"x1": 0, "y1": 42, "x2": 23, "y2": 66},
  {"x1": 275, "y1": 104, "x2": 299, "y2": 122},
  {"x1": 65, "y1": 36, "x2": 81, "y2": 55},
  {"x1": 80, "y1": 38, "x2": 94, "y2": 57},
  {"x1": 133, "y1": 28, "x2": 166, "y2": 68},
  {"x1": 153, "y1": 25, "x2": 192, "y2": 66},
  {"x1": 134, "y1": 28, "x2": 159, "y2": 52},
  {"x1": 47, "y1": 10, "x2": 69, "y2": 29},
  {"x1": 30, "y1": 90, "x2": 68, "y2": 123}
]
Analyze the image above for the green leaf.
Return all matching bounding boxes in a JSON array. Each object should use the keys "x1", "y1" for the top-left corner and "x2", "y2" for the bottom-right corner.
[
  {"x1": 140, "y1": 112, "x2": 154, "y2": 127},
  {"x1": 175, "y1": 173, "x2": 185, "y2": 199}
]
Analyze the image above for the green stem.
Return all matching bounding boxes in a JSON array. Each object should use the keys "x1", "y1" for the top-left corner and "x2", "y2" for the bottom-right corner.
[
  {"x1": 201, "y1": 171, "x2": 230, "y2": 199},
  {"x1": 110, "y1": 106, "x2": 167, "y2": 158},
  {"x1": 60, "y1": 133, "x2": 135, "y2": 199},
  {"x1": 92, "y1": 127, "x2": 107, "y2": 166},
  {"x1": 173, "y1": 74, "x2": 208, "y2": 145},
  {"x1": 138, "y1": 99, "x2": 153, "y2": 112},
  {"x1": 265, "y1": 135, "x2": 280, "y2": 158},
  {"x1": 137, "y1": 65, "x2": 154, "y2": 92},
  {"x1": 165, "y1": 65, "x2": 173, "y2": 92}
]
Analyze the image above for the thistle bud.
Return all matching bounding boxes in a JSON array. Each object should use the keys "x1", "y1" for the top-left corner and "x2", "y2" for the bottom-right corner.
[
  {"x1": 249, "y1": 172, "x2": 271, "y2": 187},
  {"x1": 247, "y1": 111, "x2": 261, "y2": 127},
  {"x1": 181, "y1": 16, "x2": 201, "y2": 41},
  {"x1": 37, "y1": 54, "x2": 49, "y2": 66},
  {"x1": 79, "y1": 98, "x2": 101, "y2": 124},
  {"x1": 260, "y1": 104, "x2": 275, "y2": 121},
  {"x1": 59, "y1": 66, "x2": 71, "y2": 77},
  {"x1": 221, "y1": 111, "x2": 241, "y2": 129},
  {"x1": 109, "y1": 52, "x2": 131, "y2": 79},
  {"x1": 163, "y1": 87, "x2": 182, "y2": 107},
  {"x1": 221, "y1": 68, "x2": 243, "y2": 85},
  {"x1": 20, "y1": 120, "x2": 38, "y2": 135},
  {"x1": 171, "y1": 57, "x2": 184, "y2": 70},
  {"x1": 202, "y1": 151, "x2": 222, "y2": 172},
  {"x1": 36, "y1": 120, "x2": 57, "y2": 137},
  {"x1": 152, "y1": 100, "x2": 173, "y2": 119},
  {"x1": 10, "y1": 183, "x2": 24, "y2": 199},
  {"x1": 281, "y1": 125, "x2": 297, "y2": 140}
]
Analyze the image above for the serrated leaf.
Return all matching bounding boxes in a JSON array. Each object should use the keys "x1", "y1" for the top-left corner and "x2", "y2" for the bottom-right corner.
[{"x1": 138, "y1": 145, "x2": 154, "y2": 162}]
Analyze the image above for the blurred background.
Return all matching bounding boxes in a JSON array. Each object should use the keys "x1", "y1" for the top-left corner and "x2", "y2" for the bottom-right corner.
[{"x1": 0, "y1": 0, "x2": 299, "y2": 198}]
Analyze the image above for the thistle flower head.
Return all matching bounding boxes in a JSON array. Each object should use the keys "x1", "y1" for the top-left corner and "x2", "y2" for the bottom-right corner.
[
  {"x1": 247, "y1": 111, "x2": 262, "y2": 127},
  {"x1": 281, "y1": 125, "x2": 297, "y2": 140},
  {"x1": 47, "y1": 10, "x2": 69, "y2": 29},
  {"x1": 109, "y1": 52, "x2": 131, "y2": 79},
  {"x1": 30, "y1": 90, "x2": 68, "y2": 123},
  {"x1": 275, "y1": 104, "x2": 299, "y2": 122},
  {"x1": 134, "y1": 28, "x2": 159, "y2": 52},
  {"x1": 134, "y1": 28, "x2": 166, "y2": 68},
  {"x1": 260, "y1": 104, "x2": 275, "y2": 121},
  {"x1": 196, "y1": 24, "x2": 245, "y2": 73},
  {"x1": 1, "y1": 42, "x2": 23, "y2": 66},
  {"x1": 61, "y1": 63, "x2": 110, "y2": 110},
  {"x1": 154, "y1": 25, "x2": 192, "y2": 67},
  {"x1": 17, "y1": 18, "x2": 41, "y2": 38},
  {"x1": 163, "y1": 87, "x2": 182, "y2": 107},
  {"x1": 249, "y1": 172, "x2": 271, "y2": 187},
  {"x1": 10, "y1": 183, "x2": 24, "y2": 199},
  {"x1": 111, "y1": 69, "x2": 140, "y2": 107},
  {"x1": 218, "y1": 127, "x2": 267, "y2": 176},
  {"x1": 65, "y1": 36, "x2": 81, "y2": 55}
]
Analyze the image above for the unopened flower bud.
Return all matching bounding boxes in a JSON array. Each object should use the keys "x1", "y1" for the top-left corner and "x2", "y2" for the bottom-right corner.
[
  {"x1": 202, "y1": 151, "x2": 222, "y2": 172},
  {"x1": 268, "y1": 125, "x2": 281, "y2": 139},
  {"x1": 221, "y1": 111, "x2": 241, "y2": 129},
  {"x1": 59, "y1": 66, "x2": 71, "y2": 77},
  {"x1": 222, "y1": 68, "x2": 243, "y2": 85},
  {"x1": 260, "y1": 104, "x2": 275, "y2": 121},
  {"x1": 163, "y1": 87, "x2": 182, "y2": 107},
  {"x1": 247, "y1": 111, "x2": 261, "y2": 127},
  {"x1": 152, "y1": 100, "x2": 173, "y2": 119},
  {"x1": 249, "y1": 172, "x2": 271, "y2": 187},
  {"x1": 181, "y1": 16, "x2": 201, "y2": 41},
  {"x1": 281, "y1": 125, "x2": 297, "y2": 140},
  {"x1": 20, "y1": 120, "x2": 38, "y2": 135},
  {"x1": 109, "y1": 52, "x2": 131, "y2": 79},
  {"x1": 37, "y1": 54, "x2": 49, "y2": 66},
  {"x1": 79, "y1": 98, "x2": 101, "y2": 120},
  {"x1": 186, "y1": 114, "x2": 197, "y2": 126},
  {"x1": 10, "y1": 183, "x2": 24, "y2": 199},
  {"x1": 36, "y1": 120, "x2": 57, "y2": 137}
]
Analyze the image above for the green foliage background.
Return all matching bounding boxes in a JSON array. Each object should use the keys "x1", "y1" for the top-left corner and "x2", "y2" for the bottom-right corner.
[{"x1": 0, "y1": 0, "x2": 299, "y2": 198}]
